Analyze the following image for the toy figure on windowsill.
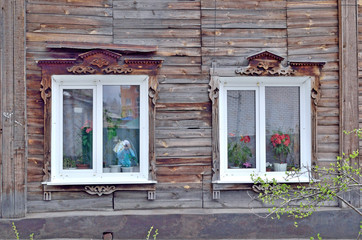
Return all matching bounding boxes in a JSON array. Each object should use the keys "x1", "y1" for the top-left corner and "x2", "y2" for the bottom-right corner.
[{"x1": 113, "y1": 139, "x2": 138, "y2": 170}]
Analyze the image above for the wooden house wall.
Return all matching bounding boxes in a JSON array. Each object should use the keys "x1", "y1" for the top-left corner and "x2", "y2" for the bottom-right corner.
[{"x1": 25, "y1": 0, "x2": 340, "y2": 212}]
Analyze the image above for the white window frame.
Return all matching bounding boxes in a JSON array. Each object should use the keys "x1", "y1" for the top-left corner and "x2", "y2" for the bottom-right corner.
[
  {"x1": 49, "y1": 75, "x2": 153, "y2": 185},
  {"x1": 218, "y1": 76, "x2": 311, "y2": 183}
]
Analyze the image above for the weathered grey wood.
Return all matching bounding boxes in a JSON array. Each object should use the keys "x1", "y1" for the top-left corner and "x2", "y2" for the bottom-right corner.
[
  {"x1": 27, "y1": 196, "x2": 113, "y2": 213},
  {"x1": 1, "y1": 0, "x2": 26, "y2": 218},
  {"x1": 339, "y1": 0, "x2": 360, "y2": 207}
]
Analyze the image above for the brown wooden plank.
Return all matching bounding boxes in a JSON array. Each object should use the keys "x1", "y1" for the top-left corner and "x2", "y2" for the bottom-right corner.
[
  {"x1": 27, "y1": 0, "x2": 112, "y2": 7},
  {"x1": 27, "y1": 23, "x2": 113, "y2": 35},
  {"x1": 155, "y1": 138, "x2": 211, "y2": 148},
  {"x1": 156, "y1": 157, "x2": 211, "y2": 166},
  {"x1": 27, "y1": 13, "x2": 112, "y2": 25},
  {"x1": 156, "y1": 146, "x2": 212, "y2": 157},
  {"x1": 26, "y1": 3, "x2": 112, "y2": 16},
  {"x1": 155, "y1": 129, "x2": 211, "y2": 139},
  {"x1": 26, "y1": 33, "x2": 113, "y2": 43}
]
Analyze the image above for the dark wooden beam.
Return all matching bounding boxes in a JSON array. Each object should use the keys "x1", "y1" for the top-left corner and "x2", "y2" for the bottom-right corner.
[
  {"x1": 0, "y1": 0, "x2": 26, "y2": 218},
  {"x1": 338, "y1": 0, "x2": 360, "y2": 208}
]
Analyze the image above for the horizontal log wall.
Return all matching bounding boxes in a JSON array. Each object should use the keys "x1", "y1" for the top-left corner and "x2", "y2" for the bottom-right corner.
[{"x1": 25, "y1": 0, "x2": 340, "y2": 212}]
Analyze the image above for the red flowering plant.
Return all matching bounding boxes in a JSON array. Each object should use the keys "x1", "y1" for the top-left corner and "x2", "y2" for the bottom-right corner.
[
  {"x1": 270, "y1": 131, "x2": 291, "y2": 163},
  {"x1": 228, "y1": 133, "x2": 253, "y2": 168}
]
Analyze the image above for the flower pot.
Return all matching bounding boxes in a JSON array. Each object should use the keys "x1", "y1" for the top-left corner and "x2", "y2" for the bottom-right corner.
[
  {"x1": 121, "y1": 167, "x2": 133, "y2": 172},
  {"x1": 76, "y1": 163, "x2": 90, "y2": 169},
  {"x1": 274, "y1": 163, "x2": 287, "y2": 172},
  {"x1": 103, "y1": 167, "x2": 111, "y2": 173},
  {"x1": 110, "y1": 165, "x2": 121, "y2": 172}
]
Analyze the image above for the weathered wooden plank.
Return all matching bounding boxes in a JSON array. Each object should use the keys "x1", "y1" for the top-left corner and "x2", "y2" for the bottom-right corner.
[
  {"x1": 201, "y1": 0, "x2": 286, "y2": 10},
  {"x1": 202, "y1": 37, "x2": 286, "y2": 48},
  {"x1": 156, "y1": 119, "x2": 211, "y2": 128},
  {"x1": 318, "y1": 143, "x2": 339, "y2": 153},
  {"x1": 158, "y1": 66, "x2": 202, "y2": 76},
  {"x1": 27, "y1": 0, "x2": 112, "y2": 7},
  {"x1": 287, "y1": 8, "x2": 338, "y2": 19},
  {"x1": 202, "y1": 28, "x2": 286, "y2": 38},
  {"x1": 288, "y1": 36, "x2": 338, "y2": 46},
  {"x1": 114, "y1": 29, "x2": 200, "y2": 38},
  {"x1": 157, "y1": 165, "x2": 211, "y2": 175},
  {"x1": 317, "y1": 134, "x2": 339, "y2": 143},
  {"x1": 113, "y1": 189, "x2": 202, "y2": 209},
  {"x1": 288, "y1": 27, "x2": 338, "y2": 37},
  {"x1": 288, "y1": 45, "x2": 338, "y2": 55},
  {"x1": 27, "y1": 13, "x2": 112, "y2": 25},
  {"x1": 202, "y1": 19, "x2": 286, "y2": 29},
  {"x1": 27, "y1": 23, "x2": 113, "y2": 35},
  {"x1": 113, "y1": 1, "x2": 200, "y2": 10},
  {"x1": 113, "y1": 10, "x2": 200, "y2": 20},
  {"x1": 156, "y1": 157, "x2": 211, "y2": 166},
  {"x1": 156, "y1": 129, "x2": 211, "y2": 139},
  {"x1": 157, "y1": 47, "x2": 201, "y2": 57},
  {"x1": 26, "y1": 3, "x2": 112, "y2": 16},
  {"x1": 27, "y1": 197, "x2": 113, "y2": 213},
  {"x1": 202, "y1": 10, "x2": 286, "y2": 21},
  {"x1": 156, "y1": 138, "x2": 211, "y2": 148},
  {"x1": 288, "y1": 19, "x2": 338, "y2": 30},
  {"x1": 27, "y1": 33, "x2": 113, "y2": 43},
  {"x1": 156, "y1": 111, "x2": 210, "y2": 121},
  {"x1": 113, "y1": 38, "x2": 201, "y2": 48},
  {"x1": 113, "y1": 19, "x2": 200, "y2": 29},
  {"x1": 202, "y1": 47, "x2": 287, "y2": 57},
  {"x1": 287, "y1": 0, "x2": 337, "y2": 9},
  {"x1": 157, "y1": 174, "x2": 203, "y2": 183},
  {"x1": 156, "y1": 146, "x2": 212, "y2": 157},
  {"x1": 158, "y1": 83, "x2": 208, "y2": 93},
  {"x1": 156, "y1": 102, "x2": 210, "y2": 111}
]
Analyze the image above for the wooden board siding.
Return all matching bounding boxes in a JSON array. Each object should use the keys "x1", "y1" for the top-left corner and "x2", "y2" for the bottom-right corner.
[
  {"x1": 287, "y1": 0, "x2": 339, "y2": 162},
  {"x1": 24, "y1": 0, "x2": 344, "y2": 213}
]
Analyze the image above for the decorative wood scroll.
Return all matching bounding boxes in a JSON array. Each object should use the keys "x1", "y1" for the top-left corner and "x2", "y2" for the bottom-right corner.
[
  {"x1": 38, "y1": 49, "x2": 163, "y2": 186},
  {"x1": 209, "y1": 51, "x2": 324, "y2": 186},
  {"x1": 84, "y1": 186, "x2": 116, "y2": 196}
]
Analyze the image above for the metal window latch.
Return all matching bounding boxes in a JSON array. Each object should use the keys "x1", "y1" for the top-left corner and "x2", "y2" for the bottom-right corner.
[
  {"x1": 147, "y1": 191, "x2": 156, "y2": 200},
  {"x1": 213, "y1": 190, "x2": 221, "y2": 200},
  {"x1": 43, "y1": 191, "x2": 52, "y2": 201}
]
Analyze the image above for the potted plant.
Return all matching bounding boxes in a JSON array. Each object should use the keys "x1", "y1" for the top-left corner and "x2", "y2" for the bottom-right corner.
[
  {"x1": 266, "y1": 162, "x2": 273, "y2": 172},
  {"x1": 270, "y1": 132, "x2": 291, "y2": 171},
  {"x1": 228, "y1": 134, "x2": 253, "y2": 168},
  {"x1": 110, "y1": 158, "x2": 121, "y2": 172},
  {"x1": 79, "y1": 120, "x2": 92, "y2": 169},
  {"x1": 63, "y1": 156, "x2": 76, "y2": 169},
  {"x1": 103, "y1": 161, "x2": 111, "y2": 173}
]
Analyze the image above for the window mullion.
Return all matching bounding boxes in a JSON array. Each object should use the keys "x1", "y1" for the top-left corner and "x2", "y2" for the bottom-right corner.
[
  {"x1": 259, "y1": 85, "x2": 266, "y2": 172},
  {"x1": 95, "y1": 81, "x2": 102, "y2": 175}
]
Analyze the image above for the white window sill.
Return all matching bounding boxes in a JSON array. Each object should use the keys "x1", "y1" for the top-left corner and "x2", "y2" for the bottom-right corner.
[
  {"x1": 42, "y1": 179, "x2": 157, "y2": 186},
  {"x1": 215, "y1": 173, "x2": 310, "y2": 184}
]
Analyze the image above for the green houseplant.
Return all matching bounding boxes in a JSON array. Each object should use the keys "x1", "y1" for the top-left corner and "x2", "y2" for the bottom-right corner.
[{"x1": 228, "y1": 134, "x2": 253, "y2": 168}]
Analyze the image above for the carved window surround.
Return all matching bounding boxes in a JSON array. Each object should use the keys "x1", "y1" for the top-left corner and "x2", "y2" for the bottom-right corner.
[
  {"x1": 209, "y1": 51, "x2": 324, "y2": 191},
  {"x1": 38, "y1": 49, "x2": 163, "y2": 194}
]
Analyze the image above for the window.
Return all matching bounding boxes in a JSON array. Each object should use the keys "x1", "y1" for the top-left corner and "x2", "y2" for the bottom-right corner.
[
  {"x1": 51, "y1": 75, "x2": 150, "y2": 184},
  {"x1": 218, "y1": 76, "x2": 311, "y2": 183}
]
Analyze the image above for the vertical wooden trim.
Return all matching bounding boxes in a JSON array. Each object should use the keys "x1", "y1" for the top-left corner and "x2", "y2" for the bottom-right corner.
[
  {"x1": 13, "y1": 0, "x2": 26, "y2": 217},
  {"x1": 338, "y1": 0, "x2": 360, "y2": 207},
  {"x1": 1, "y1": 0, "x2": 26, "y2": 218}
]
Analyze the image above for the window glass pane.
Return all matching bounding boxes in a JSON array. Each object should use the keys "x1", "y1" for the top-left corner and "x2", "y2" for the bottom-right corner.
[
  {"x1": 103, "y1": 85, "x2": 140, "y2": 173},
  {"x1": 227, "y1": 90, "x2": 256, "y2": 169},
  {"x1": 63, "y1": 89, "x2": 93, "y2": 170},
  {"x1": 265, "y1": 87, "x2": 300, "y2": 172}
]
